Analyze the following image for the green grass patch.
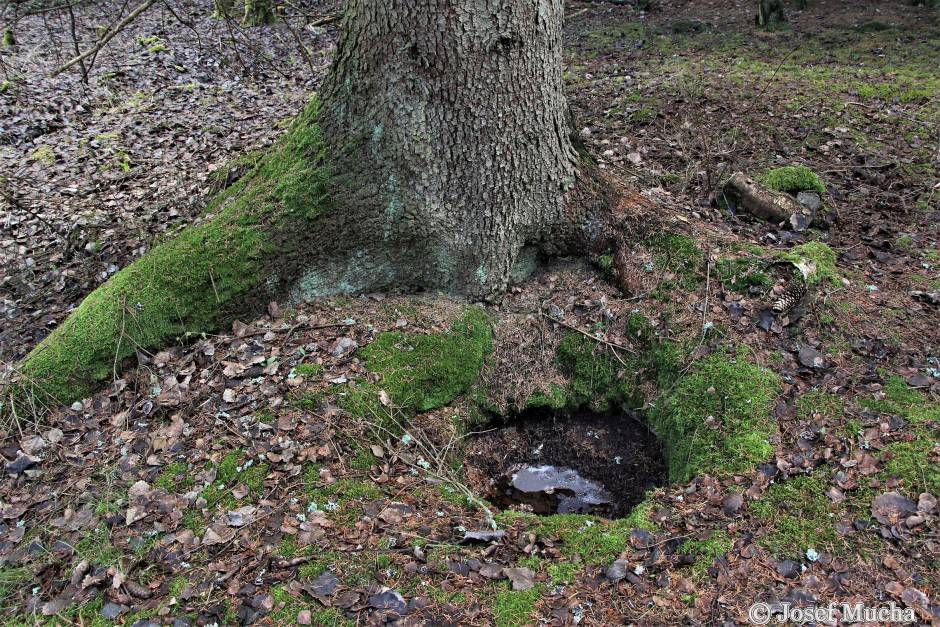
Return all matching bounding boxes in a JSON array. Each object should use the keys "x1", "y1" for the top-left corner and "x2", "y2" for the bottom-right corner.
[{"x1": 648, "y1": 351, "x2": 779, "y2": 482}]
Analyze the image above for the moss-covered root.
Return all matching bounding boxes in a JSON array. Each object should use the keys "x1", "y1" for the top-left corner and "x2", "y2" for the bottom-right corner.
[{"x1": 9, "y1": 100, "x2": 332, "y2": 407}]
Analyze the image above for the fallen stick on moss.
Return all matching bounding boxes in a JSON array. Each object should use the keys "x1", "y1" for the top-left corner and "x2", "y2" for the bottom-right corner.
[
  {"x1": 542, "y1": 313, "x2": 636, "y2": 356},
  {"x1": 723, "y1": 172, "x2": 814, "y2": 230}
]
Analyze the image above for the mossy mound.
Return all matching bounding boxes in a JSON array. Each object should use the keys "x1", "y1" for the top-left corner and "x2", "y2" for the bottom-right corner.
[
  {"x1": 776, "y1": 241, "x2": 840, "y2": 287},
  {"x1": 348, "y1": 307, "x2": 493, "y2": 419},
  {"x1": 553, "y1": 333, "x2": 642, "y2": 411},
  {"x1": 12, "y1": 100, "x2": 332, "y2": 407},
  {"x1": 648, "y1": 351, "x2": 780, "y2": 483},
  {"x1": 758, "y1": 165, "x2": 825, "y2": 195}
]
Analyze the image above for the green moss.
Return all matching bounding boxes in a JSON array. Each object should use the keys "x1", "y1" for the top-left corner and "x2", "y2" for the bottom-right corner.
[
  {"x1": 16, "y1": 99, "x2": 332, "y2": 406},
  {"x1": 147, "y1": 43, "x2": 166, "y2": 53},
  {"x1": 859, "y1": 376, "x2": 940, "y2": 497},
  {"x1": 648, "y1": 351, "x2": 779, "y2": 482},
  {"x1": 2, "y1": 28, "x2": 14, "y2": 46},
  {"x1": 493, "y1": 584, "x2": 541, "y2": 627},
  {"x1": 679, "y1": 529, "x2": 733, "y2": 579},
  {"x1": 547, "y1": 562, "x2": 581, "y2": 586},
  {"x1": 647, "y1": 234, "x2": 704, "y2": 298},
  {"x1": 29, "y1": 145, "x2": 55, "y2": 165},
  {"x1": 498, "y1": 500, "x2": 659, "y2": 565},
  {"x1": 353, "y1": 306, "x2": 493, "y2": 419},
  {"x1": 525, "y1": 383, "x2": 568, "y2": 410},
  {"x1": 200, "y1": 451, "x2": 270, "y2": 512},
  {"x1": 555, "y1": 333, "x2": 642, "y2": 411},
  {"x1": 154, "y1": 461, "x2": 195, "y2": 491},
  {"x1": 597, "y1": 254, "x2": 613, "y2": 270},
  {"x1": 751, "y1": 473, "x2": 844, "y2": 558},
  {"x1": 758, "y1": 165, "x2": 825, "y2": 195},
  {"x1": 776, "y1": 242, "x2": 841, "y2": 287},
  {"x1": 295, "y1": 362, "x2": 323, "y2": 379},
  {"x1": 715, "y1": 257, "x2": 773, "y2": 295}
]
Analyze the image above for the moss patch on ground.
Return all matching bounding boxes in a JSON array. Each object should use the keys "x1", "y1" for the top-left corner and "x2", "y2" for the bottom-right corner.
[
  {"x1": 14, "y1": 99, "x2": 332, "y2": 407},
  {"x1": 348, "y1": 307, "x2": 493, "y2": 420},
  {"x1": 758, "y1": 165, "x2": 826, "y2": 195},
  {"x1": 497, "y1": 497, "x2": 659, "y2": 565},
  {"x1": 858, "y1": 376, "x2": 940, "y2": 497},
  {"x1": 554, "y1": 333, "x2": 642, "y2": 411},
  {"x1": 492, "y1": 584, "x2": 542, "y2": 627},
  {"x1": 647, "y1": 233, "x2": 705, "y2": 299},
  {"x1": 750, "y1": 472, "x2": 845, "y2": 558},
  {"x1": 775, "y1": 242, "x2": 840, "y2": 287},
  {"x1": 648, "y1": 351, "x2": 780, "y2": 483}
]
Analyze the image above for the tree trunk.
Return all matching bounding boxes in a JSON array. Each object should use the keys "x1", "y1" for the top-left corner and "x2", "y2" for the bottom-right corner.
[
  {"x1": 243, "y1": 0, "x2": 275, "y2": 26},
  {"x1": 11, "y1": 0, "x2": 615, "y2": 407},
  {"x1": 305, "y1": 0, "x2": 609, "y2": 301},
  {"x1": 756, "y1": 0, "x2": 786, "y2": 30},
  {"x1": 213, "y1": 0, "x2": 232, "y2": 20}
]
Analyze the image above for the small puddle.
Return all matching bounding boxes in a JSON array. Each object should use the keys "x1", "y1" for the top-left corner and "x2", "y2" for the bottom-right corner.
[{"x1": 465, "y1": 409, "x2": 667, "y2": 519}]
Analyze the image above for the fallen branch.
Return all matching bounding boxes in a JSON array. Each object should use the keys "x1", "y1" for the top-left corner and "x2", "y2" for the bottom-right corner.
[
  {"x1": 722, "y1": 172, "x2": 814, "y2": 230},
  {"x1": 51, "y1": 0, "x2": 156, "y2": 77},
  {"x1": 541, "y1": 313, "x2": 636, "y2": 355}
]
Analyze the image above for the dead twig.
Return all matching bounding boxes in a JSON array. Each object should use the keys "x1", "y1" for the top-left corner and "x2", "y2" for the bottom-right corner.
[
  {"x1": 51, "y1": 0, "x2": 156, "y2": 76},
  {"x1": 541, "y1": 313, "x2": 636, "y2": 355}
]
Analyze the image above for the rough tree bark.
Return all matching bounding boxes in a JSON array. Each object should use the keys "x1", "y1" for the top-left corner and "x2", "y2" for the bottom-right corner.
[
  {"x1": 242, "y1": 0, "x2": 275, "y2": 26},
  {"x1": 11, "y1": 0, "x2": 614, "y2": 406},
  {"x1": 300, "y1": 0, "x2": 610, "y2": 301}
]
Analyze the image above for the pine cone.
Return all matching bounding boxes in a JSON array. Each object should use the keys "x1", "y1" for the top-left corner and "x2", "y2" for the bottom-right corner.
[{"x1": 772, "y1": 280, "x2": 807, "y2": 313}]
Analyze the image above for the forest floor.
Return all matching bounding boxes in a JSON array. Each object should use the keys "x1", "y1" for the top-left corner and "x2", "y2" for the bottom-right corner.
[{"x1": 1, "y1": 0, "x2": 939, "y2": 625}]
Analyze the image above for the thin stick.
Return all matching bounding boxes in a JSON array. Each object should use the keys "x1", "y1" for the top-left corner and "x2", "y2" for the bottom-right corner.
[
  {"x1": 541, "y1": 313, "x2": 636, "y2": 354},
  {"x1": 51, "y1": 0, "x2": 156, "y2": 76}
]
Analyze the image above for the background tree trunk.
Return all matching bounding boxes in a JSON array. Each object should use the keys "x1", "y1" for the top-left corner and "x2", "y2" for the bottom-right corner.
[
  {"x1": 242, "y1": 0, "x2": 275, "y2": 26},
  {"x1": 307, "y1": 0, "x2": 609, "y2": 301},
  {"x1": 756, "y1": 0, "x2": 786, "y2": 30}
]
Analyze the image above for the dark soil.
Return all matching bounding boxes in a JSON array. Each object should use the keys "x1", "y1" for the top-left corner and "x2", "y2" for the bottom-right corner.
[{"x1": 465, "y1": 410, "x2": 667, "y2": 519}]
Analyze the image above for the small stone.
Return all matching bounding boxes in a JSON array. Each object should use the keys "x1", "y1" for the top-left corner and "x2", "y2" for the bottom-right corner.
[
  {"x1": 796, "y1": 191, "x2": 821, "y2": 212},
  {"x1": 605, "y1": 559, "x2": 629, "y2": 582},
  {"x1": 776, "y1": 560, "x2": 801, "y2": 579},
  {"x1": 100, "y1": 603, "x2": 123, "y2": 620},
  {"x1": 797, "y1": 344, "x2": 826, "y2": 369},
  {"x1": 331, "y1": 337, "x2": 358, "y2": 357}
]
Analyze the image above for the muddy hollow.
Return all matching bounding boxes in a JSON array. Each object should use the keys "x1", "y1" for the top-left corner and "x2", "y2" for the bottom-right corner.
[{"x1": 465, "y1": 409, "x2": 667, "y2": 519}]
